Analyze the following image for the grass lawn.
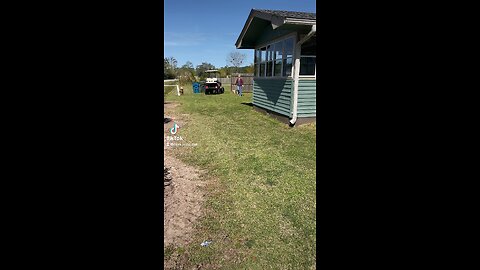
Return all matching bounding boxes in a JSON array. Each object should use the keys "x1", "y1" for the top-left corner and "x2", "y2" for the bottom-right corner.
[{"x1": 165, "y1": 84, "x2": 316, "y2": 269}]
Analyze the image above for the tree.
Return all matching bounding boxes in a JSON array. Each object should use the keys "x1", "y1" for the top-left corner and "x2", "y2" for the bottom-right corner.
[
  {"x1": 164, "y1": 58, "x2": 170, "y2": 79},
  {"x1": 178, "y1": 61, "x2": 196, "y2": 85},
  {"x1": 166, "y1": 57, "x2": 177, "y2": 69},
  {"x1": 164, "y1": 57, "x2": 178, "y2": 79},
  {"x1": 244, "y1": 64, "x2": 255, "y2": 74},
  {"x1": 195, "y1": 62, "x2": 215, "y2": 80},
  {"x1": 181, "y1": 61, "x2": 194, "y2": 70},
  {"x1": 218, "y1": 67, "x2": 228, "y2": 78},
  {"x1": 226, "y1": 51, "x2": 246, "y2": 73}
]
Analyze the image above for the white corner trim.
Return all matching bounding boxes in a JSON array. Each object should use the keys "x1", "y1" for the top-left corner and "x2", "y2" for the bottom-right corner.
[{"x1": 290, "y1": 25, "x2": 316, "y2": 126}]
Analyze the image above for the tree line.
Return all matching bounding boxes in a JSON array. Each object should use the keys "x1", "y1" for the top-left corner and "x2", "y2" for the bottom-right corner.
[{"x1": 164, "y1": 52, "x2": 254, "y2": 84}]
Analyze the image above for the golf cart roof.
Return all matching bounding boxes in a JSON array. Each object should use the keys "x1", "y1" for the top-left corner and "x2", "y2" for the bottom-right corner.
[{"x1": 205, "y1": 70, "x2": 219, "y2": 73}]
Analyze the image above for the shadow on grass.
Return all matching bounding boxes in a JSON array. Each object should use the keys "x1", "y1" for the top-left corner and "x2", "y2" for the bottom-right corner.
[{"x1": 240, "y1": 102, "x2": 253, "y2": 107}]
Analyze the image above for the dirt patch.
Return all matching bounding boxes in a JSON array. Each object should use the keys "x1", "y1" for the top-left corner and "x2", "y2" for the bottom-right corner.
[
  {"x1": 164, "y1": 153, "x2": 206, "y2": 247},
  {"x1": 164, "y1": 102, "x2": 189, "y2": 134},
  {"x1": 164, "y1": 103, "x2": 208, "y2": 269},
  {"x1": 164, "y1": 102, "x2": 179, "y2": 109}
]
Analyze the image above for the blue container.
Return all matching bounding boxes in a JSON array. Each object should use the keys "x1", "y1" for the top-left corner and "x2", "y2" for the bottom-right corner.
[{"x1": 192, "y1": 82, "x2": 200, "y2": 93}]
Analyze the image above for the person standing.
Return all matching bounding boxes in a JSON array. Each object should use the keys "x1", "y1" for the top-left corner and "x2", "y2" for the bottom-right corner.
[{"x1": 235, "y1": 74, "x2": 243, "y2": 96}]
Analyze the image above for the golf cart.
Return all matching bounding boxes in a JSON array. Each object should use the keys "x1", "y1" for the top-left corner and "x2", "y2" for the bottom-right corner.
[{"x1": 204, "y1": 70, "x2": 224, "y2": 95}]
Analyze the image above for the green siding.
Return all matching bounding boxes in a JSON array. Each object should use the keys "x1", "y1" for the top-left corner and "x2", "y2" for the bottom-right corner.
[
  {"x1": 252, "y1": 79, "x2": 316, "y2": 119},
  {"x1": 253, "y1": 79, "x2": 292, "y2": 117},
  {"x1": 297, "y1": 80, "x2": 316, "y2": 117}
]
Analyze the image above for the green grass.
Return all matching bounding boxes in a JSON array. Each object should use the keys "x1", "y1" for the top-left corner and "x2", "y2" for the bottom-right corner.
[{"x1": 165, "y1": 86, "x2": 316, "y2": 269}]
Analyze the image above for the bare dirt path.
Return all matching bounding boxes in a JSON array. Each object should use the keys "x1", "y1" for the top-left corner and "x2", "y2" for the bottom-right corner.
[
  {"x1": 163, "y1": 154, "x2": 206, "y2": 247},
  {"x1": 164, "y1": 102, "x2": 207, "y2": 249}
]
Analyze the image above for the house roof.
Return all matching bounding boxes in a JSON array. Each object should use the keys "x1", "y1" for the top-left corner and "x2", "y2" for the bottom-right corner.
[
  {"x1": 253, "y1": 9, "x2": 316, "y2": 21},
  {"x1": 235, "y1": 9, "x2": 316, "y2": 49}
]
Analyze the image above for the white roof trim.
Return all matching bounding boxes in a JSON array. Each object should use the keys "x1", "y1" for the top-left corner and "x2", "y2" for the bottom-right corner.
[{"x1": 284, "y1": 18, "x2": 316, "y2": 25}]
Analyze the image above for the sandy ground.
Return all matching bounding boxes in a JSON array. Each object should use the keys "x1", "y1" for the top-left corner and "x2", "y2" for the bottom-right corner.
[
  {"x1": 163, "y1": 154, "x2": 206, "y2": 247},
  {"x1": 164, "y1": 102, "x2": 207, "y2": 249}
]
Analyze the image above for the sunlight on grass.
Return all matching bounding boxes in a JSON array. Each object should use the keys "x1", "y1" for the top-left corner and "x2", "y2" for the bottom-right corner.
[{"x1": 165, "y1": 88, "x2": 316, "y2": 269}]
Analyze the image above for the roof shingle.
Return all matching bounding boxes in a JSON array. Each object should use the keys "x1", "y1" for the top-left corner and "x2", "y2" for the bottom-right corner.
[{"x1": 253, "y1": 9, "x2": 316, "y2": 20}]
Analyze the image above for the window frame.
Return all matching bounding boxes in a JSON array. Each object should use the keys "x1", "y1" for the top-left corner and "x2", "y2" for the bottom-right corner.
[
  {"x1": 253, "y1": 33, "x2": 297, "y2": 79},
  {"x1": 272, "y1": 42, "x2": 281, "y2": 77},
  {"x1": 257, "y1": 47, "x2": 267, "y2": 78},
  {"x1": 299, "y1": 55, "x2": 316, "y2": 78},
  {"x1": 298, "y1": 37, "x2": 316, "y2": 78}
]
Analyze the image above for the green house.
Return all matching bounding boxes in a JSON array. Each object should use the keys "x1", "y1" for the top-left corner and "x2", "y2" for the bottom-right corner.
[{"x1": 235, "y1": 9, "x2": 316, "y2": 126}]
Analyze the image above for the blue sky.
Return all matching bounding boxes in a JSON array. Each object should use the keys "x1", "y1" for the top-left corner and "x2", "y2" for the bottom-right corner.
[{"x1": 164, "y1": 0, "x2": 316, "y2": 68}]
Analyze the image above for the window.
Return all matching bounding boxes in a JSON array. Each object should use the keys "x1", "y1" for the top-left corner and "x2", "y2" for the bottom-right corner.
[
  {"x1": 273, "y1": 41, "x2": 283, "y2": 76},
  {"x1": 260, "y1": 62, "x2": 265, "y2": 77},
  {"x1": 299, "y1": 37, "x2": 316, "y2": 76},
  {"x1": 266, "y1": 45, "x2": 273, "y2": 77},
  {"x1": 254, "y1": 50, "x2": 259, "y2": 76},
  {"x1": 254, "y1": 36, "x2": 294, "y2": 78},
  {"x1": 283, "y1": 38, "x2": 293, "y2": 77},
  {"x1": 259, "y1": 47, "x2": 266, "y2": 77},
  {"x1": 300, "y1": 57, "x2": 315, "y2": 75},
  {"x1": 283, "y1": 58, "x2": 293, "y2": 77}
]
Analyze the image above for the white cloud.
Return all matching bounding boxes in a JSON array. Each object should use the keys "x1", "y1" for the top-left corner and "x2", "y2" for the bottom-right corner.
[{"x1": 164, "y1": 32, "x2": 207, "y2": 46}]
